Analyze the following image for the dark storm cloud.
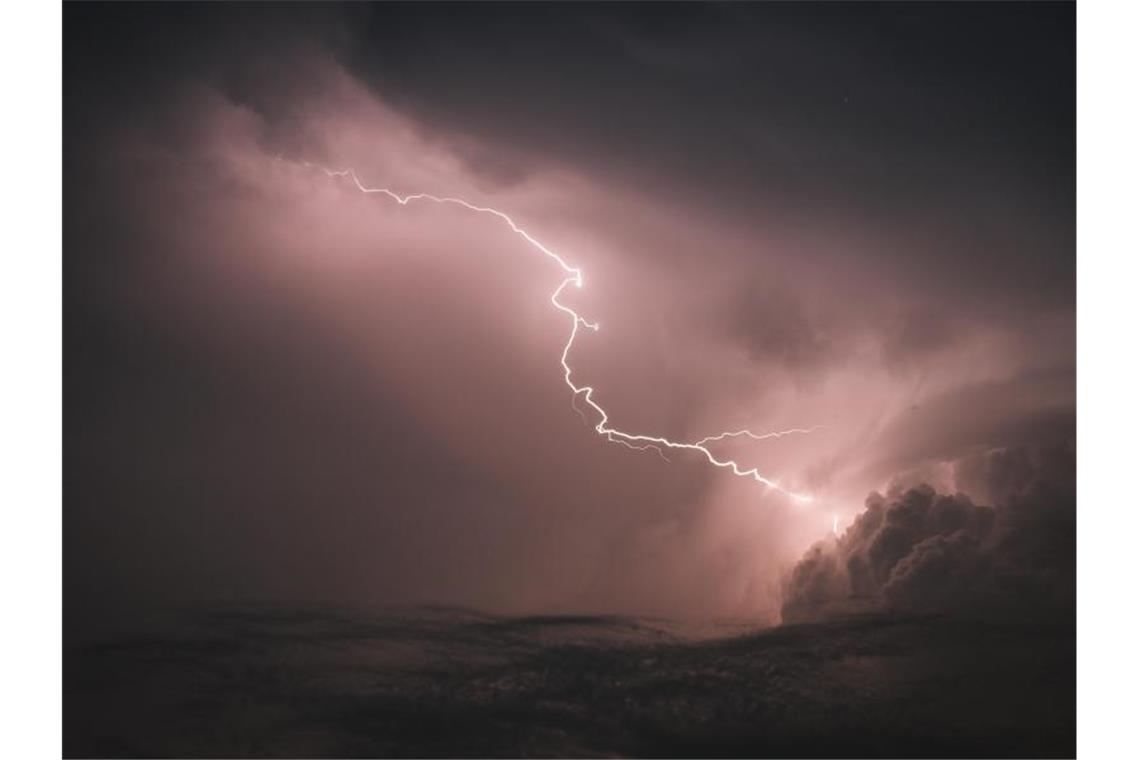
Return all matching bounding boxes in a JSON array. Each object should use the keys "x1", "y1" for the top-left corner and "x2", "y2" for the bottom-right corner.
[
  {"x1": 67, "y1": 2, "x2": 1075, "y2": 308},
  {"x1": 338, "y1": 2, "x2": 1074, "y2": 307},
  {"x1": 782, "y1": 443, "x2": 1075, "y2": 623},
  {"x1": 65, "y1": 2, "x2": 1074, "y2": 637}
]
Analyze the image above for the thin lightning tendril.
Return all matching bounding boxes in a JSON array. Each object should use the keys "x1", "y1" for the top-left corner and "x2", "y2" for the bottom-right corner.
[{"x1": 297, "y1": 160, "x2": 818, "y2": 504}]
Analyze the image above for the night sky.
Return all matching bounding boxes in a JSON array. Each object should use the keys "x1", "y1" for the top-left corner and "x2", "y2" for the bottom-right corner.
[{"x1": 65, "y1": 2, "x2": 1074, "y2": 641}]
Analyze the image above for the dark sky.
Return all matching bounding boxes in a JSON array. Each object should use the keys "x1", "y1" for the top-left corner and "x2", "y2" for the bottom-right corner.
[{"x1": 65, "y1": 2, "x2": 1074, "y2": 639}]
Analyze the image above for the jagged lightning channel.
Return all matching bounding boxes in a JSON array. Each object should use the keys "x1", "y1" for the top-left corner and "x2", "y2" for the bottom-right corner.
[{"x1": 298, "y1": 161, "x2": 818, "y2": 503}]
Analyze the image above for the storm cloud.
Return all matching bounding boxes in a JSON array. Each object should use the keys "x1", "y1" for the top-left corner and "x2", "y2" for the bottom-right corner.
[
  {"x1": 65, "y1": 3, "x2": 1073, "y2": 638},
  {"x1": 782, "y1": 443, "x2": 1075, "y2": 623}
]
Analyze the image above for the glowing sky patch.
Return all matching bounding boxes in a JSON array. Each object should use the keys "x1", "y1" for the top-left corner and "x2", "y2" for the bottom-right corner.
[{"x1": 303, "y1": 160, "x2": 819, "y2": 503}]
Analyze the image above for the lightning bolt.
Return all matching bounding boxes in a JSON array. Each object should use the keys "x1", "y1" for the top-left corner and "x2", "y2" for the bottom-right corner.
[{"x1": 292, "y1": 160, "x2": 818, "y2": 504}]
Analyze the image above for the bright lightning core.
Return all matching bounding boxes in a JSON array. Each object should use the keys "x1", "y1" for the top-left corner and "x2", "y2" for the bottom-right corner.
[{"x1": 298, "y1": 160, "x2": 817, "y2": 504}]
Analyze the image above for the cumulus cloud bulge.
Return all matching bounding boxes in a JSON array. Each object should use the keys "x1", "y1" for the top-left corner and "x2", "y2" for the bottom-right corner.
[{"x1": 65, "y1": 3, "x2": 1073, "y2": 637}]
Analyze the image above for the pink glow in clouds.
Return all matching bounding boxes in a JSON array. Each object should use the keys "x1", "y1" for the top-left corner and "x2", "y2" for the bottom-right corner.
[
  {"x1": 72, "y1": 51, "x2": 1072, "y2": 624},
  {"x1": 295, "y1": 158, "x2": 825, "y2": 503}
]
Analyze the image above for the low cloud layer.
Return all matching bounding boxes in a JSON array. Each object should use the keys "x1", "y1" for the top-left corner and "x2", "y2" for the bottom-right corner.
[{"x1": 782, "y1": 444, "x2": 1075, "y2": 622}]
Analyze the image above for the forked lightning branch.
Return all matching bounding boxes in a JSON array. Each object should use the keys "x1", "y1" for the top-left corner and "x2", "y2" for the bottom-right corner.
[{"x1": 295, "y1": 160, "x2": 818, "y2": 504}]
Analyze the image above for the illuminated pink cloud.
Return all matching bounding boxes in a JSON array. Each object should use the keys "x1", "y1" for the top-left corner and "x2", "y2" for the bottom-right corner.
[{"x1": 70, "y1": 48, "x2": 1073, "y2": 624}]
